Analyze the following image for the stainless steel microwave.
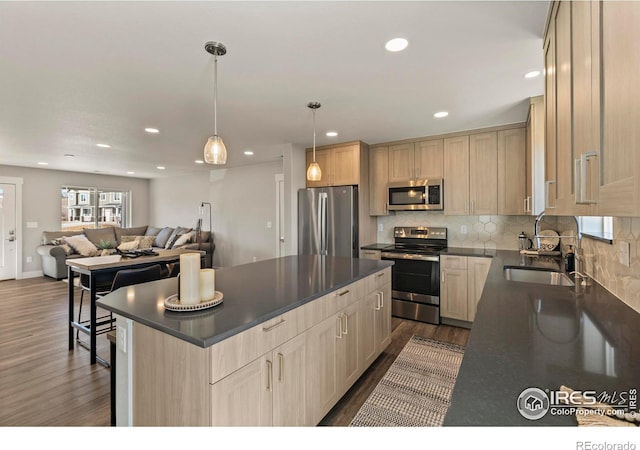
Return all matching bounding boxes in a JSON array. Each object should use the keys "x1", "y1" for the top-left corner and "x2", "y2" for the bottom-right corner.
[{"x1": 387, "y1": 179, "x2": 444, "y2": 211}]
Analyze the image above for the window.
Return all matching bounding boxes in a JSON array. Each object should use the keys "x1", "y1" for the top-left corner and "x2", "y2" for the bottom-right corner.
[
  {"x1": 578, "y1": 216, "x2": 613, "y2": 243},
  {"x1": 61, "y1": 186, "x2": 130, "y2": 231}
]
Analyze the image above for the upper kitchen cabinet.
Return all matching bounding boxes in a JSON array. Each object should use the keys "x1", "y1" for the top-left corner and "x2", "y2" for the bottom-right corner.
[
  {"x1": 544, "y1": 0, "x2": 640, "y2": 216},
  {"x1": 525, "y1": 96, "x2": 545, "y2": 216},
  {"x1": 369, "y1": 146, "x2": 389, "y2": 216},
  {"x1": 444, "y1": 133, "x2": 497, "y2": 216},
  {"x1": 388, "y1": 139, "x2": 443, "y2": 183},
  {"x1": 305, "y1": 142, "x2": 361, "y2": 188},
  {"x1": 497, "y1": 127, "x2": 527, "y2": 215},
  {"x1": 598, "y1": 1, "x2": 640, "y2": 216}
]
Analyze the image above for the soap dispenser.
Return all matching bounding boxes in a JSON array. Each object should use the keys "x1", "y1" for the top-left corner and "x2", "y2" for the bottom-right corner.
[{"x1": 564, "y1": 245, "x2": 575, "y2": 273}]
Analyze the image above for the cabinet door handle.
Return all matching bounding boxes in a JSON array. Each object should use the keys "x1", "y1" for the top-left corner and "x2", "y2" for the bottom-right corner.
[
  {"x1": 442, "y1": 271, "x2": 445, "y2": 284},
  {"x1": 375, "y1": 292, "x2": 381, "y2": 311},
  {"x1": 278, "y1": 353, "x2": 284, "y2": 383},
  {"x1": 379, "y1": 291, "x2": 384, "y2": 308},
  {"x1": 471, "y1": 200, "x2": 475, "y2": 214},
  {"x1": 336, "y1": 289, "x2": 350, "y2": 297},
  {"x1": 342, "y1": 313, "x2": 348, "y2": 335},
  {"x1": 266, "y1": 360, "x2": 273, "y2": 391},
  {"x1": 336, "y1": 316, "x2": 343, "y2": 339},
  {"x1": 464, "y1": 200, "x2": 468, "y2": 213},
  {"x1": 263, "y1": 317, "x2": 286, "y2": 332},
  {"x1": 579, "y1": 152, "x2": 599, "y2": 204},
  {"x1": 376, "y1": 272, "x2": 385, "y2": 278},
  {"x1": 523, "y1": 197, "x2": 528, "y2": 213}
]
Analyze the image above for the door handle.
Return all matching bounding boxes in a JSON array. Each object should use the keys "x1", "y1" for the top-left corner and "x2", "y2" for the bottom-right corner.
[
  {"x1": 266, "y1": 360, "x2": 273, "y2": 391},
  {"x1": 545, "y1": 180, "x2": 556, "y2": 209},
  {"x1": 336, "y1": 316, "x2": 343, "y2": 339},
  {"x1": 442, "y1": 271, "x2": 445, "y2": 283},
  {"x1": 341, "y1": 313, "x2": 348, "y2": 335},
  {"x1": 379, "y1": 291, "x2": 384, "y2": 308},
  {"x1": 375, "y1": 292, "x2": 381, "y2": 311},
  {"x1": 278, "y1": 353, "x2": 284, "y2": 383}
]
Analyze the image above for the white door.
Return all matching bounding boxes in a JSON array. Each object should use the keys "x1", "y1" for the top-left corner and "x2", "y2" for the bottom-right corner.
[
  {"x1": 0, "y1": 184, "x2": 17, "y2": 280},
  {"x1": 275, "y1": 174, "x2": 285, "y2": 257}
]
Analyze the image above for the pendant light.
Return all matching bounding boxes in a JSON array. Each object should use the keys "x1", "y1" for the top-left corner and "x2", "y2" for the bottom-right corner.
[
  {"x1": 306, "y1": 102, "x2": 322, "y2": 181},
  {"x1": 203, "y1": 41, "x2": 228, "y2": 165}
]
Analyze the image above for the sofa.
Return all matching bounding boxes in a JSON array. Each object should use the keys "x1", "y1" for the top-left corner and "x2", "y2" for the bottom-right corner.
[{"x1": 36, "y1": 225, "x2": 215, "y2": 280}]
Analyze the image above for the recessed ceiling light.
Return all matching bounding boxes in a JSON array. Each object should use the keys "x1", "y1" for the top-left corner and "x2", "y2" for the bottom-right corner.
[
  {"x1": 145, "y1": 128, "x2": 160, "y2": 134},
  {"x1": 385, "y1": 38, "x2": 409, "y2": 52},
  {"x1": 37, "y1": 161, "x2": 48, "y2": 166},
  {"x1": 244, "y1": 151, "x2": 254, "y2": 156},
  {"x1": 326, "y1": 131, "x2": 338, "y2": 137},
  {"x1": 434, "y1": 111, "x2": 449, "y2": 118},
  {"x1": 524, "y1": 70, "x2": 541, "y2": 79},
  {"x1": 127, "y1": 171, "x2": 135, "y2": 175},
  {"x1": 64, "y1": 154, "x2": 75, "y2": 158},
  {"x1": 96, "y1": 143, "x2": 111, "y2": 148},
  {"x1": 195, "y1": 160, "x2": 204, "y2": 164},
  {"x1": 156, "y1": 166, "x2": 165, "y2": 170}
]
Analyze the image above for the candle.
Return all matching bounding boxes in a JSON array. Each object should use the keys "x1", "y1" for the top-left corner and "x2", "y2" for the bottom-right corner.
[
  {"x1": 199, "y1": 269, "x2": 216, "y2": 302},
  {"x1": 179, "y1": 253, "x2": 201, "y2": 305}
]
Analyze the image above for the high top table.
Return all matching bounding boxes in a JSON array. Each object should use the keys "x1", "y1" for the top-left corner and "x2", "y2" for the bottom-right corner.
[{"x1": 66, "y1": 248, "x2": 203, "y2": 366}]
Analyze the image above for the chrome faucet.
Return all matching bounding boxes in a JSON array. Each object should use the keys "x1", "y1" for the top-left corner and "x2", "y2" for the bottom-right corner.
[{"x1": 533, "y1": 211, "x2": 582, "y2": 273}]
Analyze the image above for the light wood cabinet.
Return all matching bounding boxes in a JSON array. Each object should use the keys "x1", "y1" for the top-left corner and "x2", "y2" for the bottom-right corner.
[
  {"x1": 467, "y1": 257, "x2": 492, "y2": 322},
  {"x1": 388, "y1": 139, "x2": 444, "y2": 183},
  {"x1": 544, "y1": 0, "x2": 640, "y2": 216},
  {"x1": 443, "y1": 136, "x2": 470, "y2": 215},
  {"x1": 597, "y1": 1, "x2": 640, "y2": 216},
  {"x1": 305, "y1": 143, "x2": 360, "y2": 187},
  {"x1": 360, "y1": 249, "x2": 381, "y2": 260},
  {"x1": 368, "y1": 146, "x2": 389, "y2": 216},
  {"x1": 469, "y1": 132, "x2": 498, "y2": 215},
  {"x1": 360, "y1": 281, "x2": 391, "y2": 369},
  {"x1": 272, "y1": 333, "x2": 308, "y2": 426},
  {"x1": 444, "y1": 133, "x2": 498, "y2": 216},
  {"x1": 440, "y1": 256, "x2": 468, "y2": 321},
  {"x1": 498, "y1": 128, "x2": 527, "y2": 215},
  {"x1": 440, "y1": 255, "x2": 491, "y2": 323},
  {"x1": 525, "y1": 96, "x2": 545, "y2": 216},
  {"x1": 338, "y1": 301, "x2": 361, "y2": 390}
]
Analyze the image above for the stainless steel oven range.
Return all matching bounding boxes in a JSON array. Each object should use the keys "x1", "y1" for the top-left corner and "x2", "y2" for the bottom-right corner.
[{"x1": 380, "y1": 226, "x2": 447, "y2": 325}]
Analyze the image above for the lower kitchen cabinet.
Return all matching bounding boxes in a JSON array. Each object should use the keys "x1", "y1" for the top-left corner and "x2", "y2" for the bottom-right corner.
[
  {"x1": 360, "y1": 282, "x2": 392, "y2": 368},
  {"x1": 210, "y1": 332, "x2": 307, "y2": 426},
  {"x1": 440, "y1": 255, "x2": 491, "y2": 323}
]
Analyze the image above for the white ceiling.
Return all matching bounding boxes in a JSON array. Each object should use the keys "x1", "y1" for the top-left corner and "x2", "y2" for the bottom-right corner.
[{"x1": 0, "y1": 1, "x2": 549, "y2": 179}]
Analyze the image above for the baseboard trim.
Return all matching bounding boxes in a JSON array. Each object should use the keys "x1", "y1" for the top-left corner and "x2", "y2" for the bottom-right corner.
[{"x1": 19, "y1": 270, "x2": 44, "y2": 279}]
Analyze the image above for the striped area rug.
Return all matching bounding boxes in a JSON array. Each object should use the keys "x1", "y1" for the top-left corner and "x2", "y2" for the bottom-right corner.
[{"x1": 349, "y1": 335, "x2": 465, "y2": 427}]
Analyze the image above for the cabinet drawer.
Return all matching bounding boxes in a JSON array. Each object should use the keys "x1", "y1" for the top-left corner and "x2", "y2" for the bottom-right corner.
[
  {"x1": 210, "y1": 307, "x2": 304, "y2": 383},
  {"x1": 332, "y1": 280, "x2": 362, "y2": 311},
  {"x1": 440, "y1": 255, "x2": 467, "y2": 270},
  {"x1": 364, "y1": 268, "x2": 391, "y2": 293},
  {"x1": 360, "y1": 249, "x2": 381, "y2": 260}
]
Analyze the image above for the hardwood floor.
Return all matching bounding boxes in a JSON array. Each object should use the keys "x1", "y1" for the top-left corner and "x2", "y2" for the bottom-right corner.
[{"x1": 0, "y1": 276, "x2": 469, "y2": 427}]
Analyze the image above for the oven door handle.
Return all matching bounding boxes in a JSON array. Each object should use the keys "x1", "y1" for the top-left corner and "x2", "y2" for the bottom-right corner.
[{"x1": 380, "y1": 252, "x2": 439, "y2": 262}]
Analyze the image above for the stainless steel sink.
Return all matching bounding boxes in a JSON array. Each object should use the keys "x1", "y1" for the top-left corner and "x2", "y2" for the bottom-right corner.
[{"x1": 503, "y1": 267, "x2": 575, "y2": 286}]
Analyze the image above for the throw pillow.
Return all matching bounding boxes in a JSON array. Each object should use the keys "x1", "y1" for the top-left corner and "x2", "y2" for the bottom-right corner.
[
  {"x1": 114, "y1": 226, "x2": 148, "y2": 244},
  {"x1": 137, "y1": 235, "x2": 156, "y2": 249},
  {"x1": 54, "y1": 237, "x2": 74, "y2": 256},
  {"x1": 83, "y1": 227, "x2": 117, "y2": 247},
  {"x1": 117, "y1": 240, "x2": 139, "y2": 251},
  {"x1": 164, "y1": 226, "x2": 192, "y2": 249},
  {"x1": 154, "y1": 227, "x2": 174, "y2": 248},
  {"x1": 172, "y1": 230, "x2": 196, "y2": 248},
  {"x1": 145, "y1": 226, "x2": 163, "y2": 237},
  {"x1": 64, "y1": 234, "x2": 99, "y2": 257}
]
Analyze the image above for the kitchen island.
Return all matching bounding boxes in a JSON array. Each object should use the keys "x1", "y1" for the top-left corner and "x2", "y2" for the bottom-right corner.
[
  {"x1": 97, "y1": 255, "x2": 392, "y2": 426},
  {"x1": 444, "y1": 250, "x2": 640, "y2": 426}
]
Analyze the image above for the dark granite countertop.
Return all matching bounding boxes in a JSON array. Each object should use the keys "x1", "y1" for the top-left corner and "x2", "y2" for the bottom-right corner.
[
  {"x1": 96, "y1": 255, "x2": 392, "y2": 348},
  {"x1": 444, "y1": 250, "x2": 640, "y2": 426}
]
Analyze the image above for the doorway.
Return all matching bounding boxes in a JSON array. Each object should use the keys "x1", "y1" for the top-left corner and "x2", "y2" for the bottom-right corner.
[
  {"x1": 275, "y1": 174, "x2": 285, "y2": 257},
  {"x1": 0, "y1": 183, "x2": 17, "y2": 280}
]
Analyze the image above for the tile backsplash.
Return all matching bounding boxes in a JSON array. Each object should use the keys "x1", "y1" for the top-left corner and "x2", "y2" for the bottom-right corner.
[
  {"x1": 582, "y1": 217, "x2": 640, "y2": 314},
  {"x1": 376, "y1": 212, "x2": 640, "y2": 314},
  {"x1": 376, "y1": 212, "x2": 538, "y2": 250}
]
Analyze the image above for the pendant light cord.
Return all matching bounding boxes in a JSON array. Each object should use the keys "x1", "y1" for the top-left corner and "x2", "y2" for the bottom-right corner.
[
  {"x1": 312, "y1": 108, "x2": 316, "y2": 162},
  {"x1": 214, "y1": 54, "x2": 218, "y2": 136}
]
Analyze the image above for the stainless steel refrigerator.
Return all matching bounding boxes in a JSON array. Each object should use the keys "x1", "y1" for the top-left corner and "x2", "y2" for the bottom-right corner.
[{"x1": 298, "y1": 186, "x2": 358, "y2": 258}]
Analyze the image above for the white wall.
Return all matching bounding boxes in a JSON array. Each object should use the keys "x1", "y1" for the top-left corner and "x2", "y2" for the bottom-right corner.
[
  {"x1": 149, "y1": 171, "x2": 210, "y2": 230},
  {"x1": 282, "y1": 143, "x2": 306, "y2": 256},
  {"x1": 209, "y1": 161, "x2": 284, "y2": 267},
  {"x1": 0, "y1": 165, "x2": 150, "y2": 276}
]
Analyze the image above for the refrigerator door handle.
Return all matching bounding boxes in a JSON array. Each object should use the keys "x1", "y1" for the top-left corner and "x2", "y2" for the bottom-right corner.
[{"x1": 320, "y1": 192, "x2": 328, "y2": 255}]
